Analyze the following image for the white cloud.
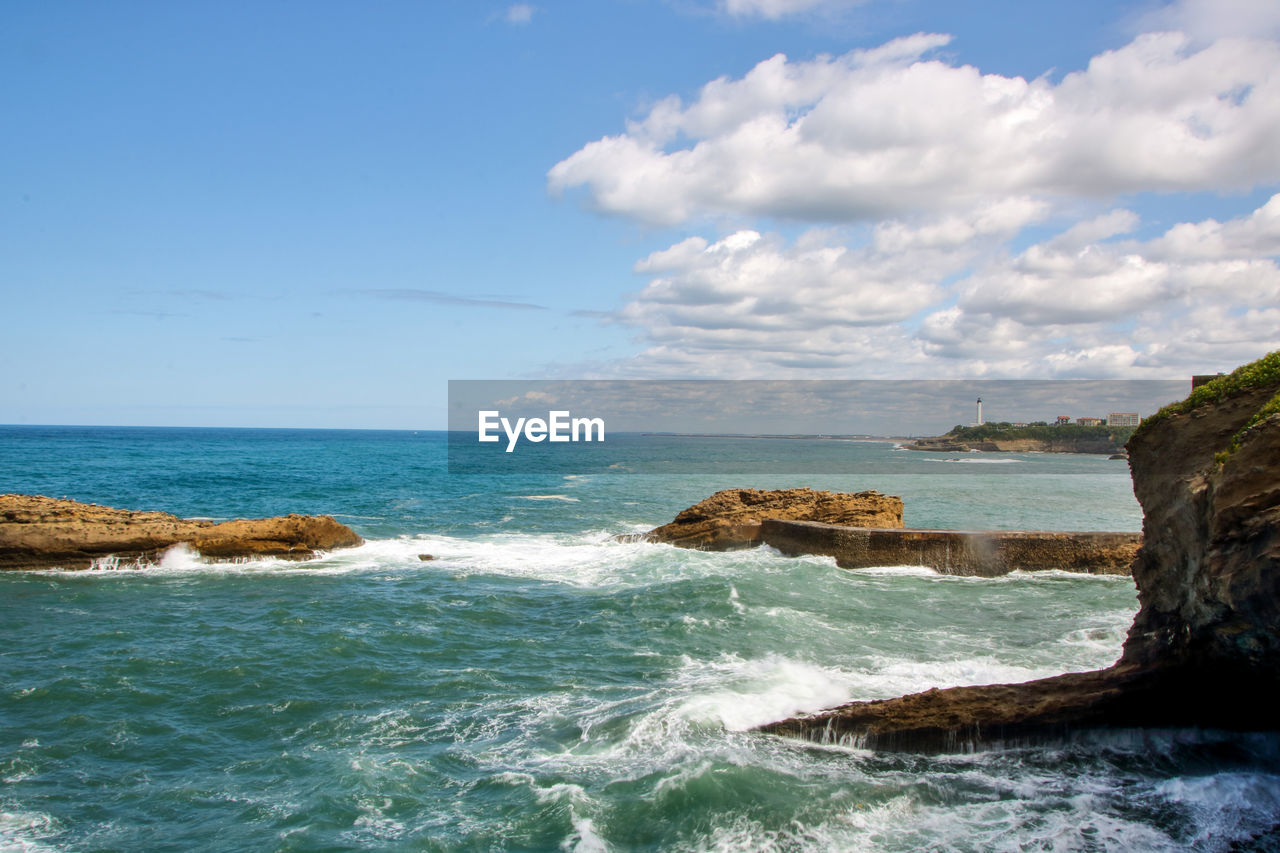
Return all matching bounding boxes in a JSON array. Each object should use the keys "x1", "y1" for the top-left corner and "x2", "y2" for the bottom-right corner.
[
  {"x1": 600, "y1": 195, "x2": 1280, "y2": 378},
  {"x1": 504, "y1": 4, "x2": 535, "y2": 25},
  {"x1": 913, "y1": 195, "x2": 1280, "y2": 373},
  {"x1": 718, "y1": 0, "x2": 865, "y2": 20},
  {"x1": 549, "y1": 31, "x2": 1280, "y2": 226},
  {"x1": 1140, "y1": 0, "x2": 1280, "y2": 43},
  {"x1": 553, "y1": 13, "x2": 1280, "y2": 379}
]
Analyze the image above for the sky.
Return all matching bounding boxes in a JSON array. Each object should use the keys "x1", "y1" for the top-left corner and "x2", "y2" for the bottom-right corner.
[{"x1": 3, "y1": 0, "x2": 1278, "y2": 428}]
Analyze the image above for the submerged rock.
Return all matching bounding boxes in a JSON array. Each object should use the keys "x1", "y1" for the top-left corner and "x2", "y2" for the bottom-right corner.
[
  {"x1": 0, "y1": 494, "x2": 364, "y2": 570},
  {"x1": 758, "y1": 351, "x2": 1280, "y2": 750},
  {"x1": 640, "y1": 487, "x2": 903, "y2": 550}
]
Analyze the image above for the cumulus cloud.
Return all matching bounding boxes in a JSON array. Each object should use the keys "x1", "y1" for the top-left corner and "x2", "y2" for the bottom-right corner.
[
  {"x1": 603, "y1": 195, "x2": 1280, "y2": 378},
  {"x1": 552, "y1": 12, "x2": 1280, "y2": 379},
  {"x1": 915, "y1": 195, "x2": 1280, "y2": 373},
  {"x1": 548, "y1": 31, "x2": 1280, "y2": 226},
  {"x1": 1140, "y1": 0, "x2": 1280, "y2": 43}
]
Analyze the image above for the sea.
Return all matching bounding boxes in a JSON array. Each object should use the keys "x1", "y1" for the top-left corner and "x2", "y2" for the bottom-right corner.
[{"x1": 2, "y1": 425, "x2": 1279, "y2": 852}]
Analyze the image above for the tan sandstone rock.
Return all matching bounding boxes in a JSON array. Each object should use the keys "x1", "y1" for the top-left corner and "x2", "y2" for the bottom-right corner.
[
  {"x1": 0, "y1": 494, "x2": 364, "y2": 570},
  {"x1": 642, "y1": 487, "x2": 904, "y2": 550}
]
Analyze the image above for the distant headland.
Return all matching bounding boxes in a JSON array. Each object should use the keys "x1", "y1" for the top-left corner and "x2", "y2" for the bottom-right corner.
[{"x1": 909, "y1": 422, "x2": 1136, "y2": 455}]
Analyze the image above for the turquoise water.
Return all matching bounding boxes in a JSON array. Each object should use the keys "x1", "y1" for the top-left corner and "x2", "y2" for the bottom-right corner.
[{"x1": 3, "y1": 427, "x2": 1279, "y2": 851}]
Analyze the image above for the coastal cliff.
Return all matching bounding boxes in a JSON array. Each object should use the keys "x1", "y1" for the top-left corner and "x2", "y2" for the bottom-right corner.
[
  {"x1": 759, "y1": 352, "x2": 1280, "y2": 750},
  {"x1": 0, "y1": 495, "x2": 364, "y2": 570},
  {"x1": 640, "y1": 487, "x2": 903, "y2": 550},
  {"x1": 910, "y1": 435, "x2": 1127, "y2": 454}
]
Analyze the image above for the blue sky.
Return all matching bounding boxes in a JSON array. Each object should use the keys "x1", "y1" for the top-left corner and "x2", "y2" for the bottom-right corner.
[{"x1": 3, "y1": 0, "x2": 1278, "y2": 428}]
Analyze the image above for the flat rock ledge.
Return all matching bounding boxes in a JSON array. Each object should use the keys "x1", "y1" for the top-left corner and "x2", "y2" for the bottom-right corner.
[
  {"x1": 762, "y1": 520, "x2": 1139, "y2": 577},
  {"x1": 0, "y1": 494, "x2": 364, "y2": 571},
  {"x1": 755, "y1": 663, "x2": 1274, "y2": 752},
  {"x1": 755, "y1": 352, "x2": 1280, "y2": 751},
  {"x1": 632, "y1": 487, "x2": 904, "y2": 551}
]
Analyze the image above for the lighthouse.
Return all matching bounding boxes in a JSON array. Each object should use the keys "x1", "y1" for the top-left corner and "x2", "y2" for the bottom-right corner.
[{"x1": 976, "y1": 397, "x2": 983, "y2": 426}]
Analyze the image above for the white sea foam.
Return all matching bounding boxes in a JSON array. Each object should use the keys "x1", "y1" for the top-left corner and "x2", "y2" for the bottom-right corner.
[
  {"x1": 519, "y1": 495, "x2": 580, "y2": 502},
  {"x1": 565, "y1": 814, "x2": 610, "y2": 853},
  {"x1": 924, "y1": 457, "x2": 1022, "y2": 464},
  {"x1": 672, "y1": 652, "x2": 858, "y2": 731},
  {"x1": 156, "y1": 543, "x2": 203, "y2": 570},
  {"x1": 728, "y1": 585, "x2": 746, "y2": 614},
  {"x1": 852, "y1": 655, "x2": 1067, "y2": 701},
  {"x1": 331, "y1": 530, "x2": 776, "y2": 589},
  {"x1": 1156, "y1": 772, "x2": 1280, "y2": 849},
  {"x1": 1005, "y1": 568, "x2": 1137, "y2": 582},
  {"x1": 0, "y1": 810, "x2": 62, "y2": 853},
  {"x1": 849, "y1": 564, "x2": 939, "y2": 577}
]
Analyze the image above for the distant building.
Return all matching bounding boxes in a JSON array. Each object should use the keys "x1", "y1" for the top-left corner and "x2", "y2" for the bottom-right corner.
[
  {"x1": 1076, "y1": 417, "x2": 1104, "y2": 426},
  {"x1": 1108, "y1": 412, "x2": 1141, "y2": 427},
  {"x1": 1055, "y1": 415, "x2": 1072, "y2": 426},
  {"x1": 1192, "y1": 373, "x2": 1226, "y2": 390},
  {"x1": 1012, "y1": 422, "x2": 1028, "y2": 428}
]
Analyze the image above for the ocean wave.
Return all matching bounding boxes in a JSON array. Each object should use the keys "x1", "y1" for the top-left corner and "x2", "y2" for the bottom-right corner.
[
  {"x1": 850, "y1": 564, "x2": 940, "y2": 577},
  {"x1": 923, "y1": 457, "x2": 1022, "y2": 464},
  {"x1": 672, "y1": 652, "x2": 859, "y2": 732}
]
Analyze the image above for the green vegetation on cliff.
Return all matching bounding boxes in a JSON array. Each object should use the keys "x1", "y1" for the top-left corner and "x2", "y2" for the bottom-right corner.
[
  {"x1": 1139, "y1": 350, "x2": 1280, "y2": 432},
  {"x1": 946, "y1": 422, "x2": 1136, "y2": 446},
  {"x1": 1133, "y1": 350, "x2": 1280, "y2": 463}
]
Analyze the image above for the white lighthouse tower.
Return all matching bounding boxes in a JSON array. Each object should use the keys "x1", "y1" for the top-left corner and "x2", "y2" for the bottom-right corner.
[{"x1": 976, "y1": 397, "x2": 983, "y2": 426}]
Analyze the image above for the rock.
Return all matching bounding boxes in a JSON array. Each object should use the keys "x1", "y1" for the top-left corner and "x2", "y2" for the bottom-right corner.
[
  {"x1": 760, "y1": 520, "x2": 1139, "y2": 577},
  {"x1": 642, "y1": 487, "x2": 903, "y2": 551},
  {"x1": 757, "y1": 352, "x2": 1280, "y2": 750},
  {"x1": 0, "y1": 495, "x2": 364, "y2": 570},
  {"x1": 418, "y1": 553, "x2": 435, "y2": 561}
]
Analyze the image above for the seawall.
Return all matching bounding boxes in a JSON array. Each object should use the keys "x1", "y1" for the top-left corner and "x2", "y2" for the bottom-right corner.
[{"x1": 760, "y1": 519, "x2": 1139, "y2": 577}]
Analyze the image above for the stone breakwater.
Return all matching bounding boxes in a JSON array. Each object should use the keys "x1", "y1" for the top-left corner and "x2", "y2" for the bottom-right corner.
[
  {"x1": 758, "y1": 351, "x2": 1280, "y2": 751},
  {"x1": 0, "y1": 494, "x2": 364, "y2": 571},
  {"x1": 761, "y1": 520, "x2": 1139, "y2": 577}
]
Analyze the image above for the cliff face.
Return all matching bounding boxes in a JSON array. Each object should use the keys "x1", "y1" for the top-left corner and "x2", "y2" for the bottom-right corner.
[
  {"x1": 0, "y1": 495, "x2": 364, "y2": 570},
  {"x1": 1123, "y1": 380, "x2": 1280, "y2": 681},
  {"x1": 643, "y1": 488, "x2": 903, "y2": 550},
  {"x1": 759, "y1": 353, "x2": 1280, "y2": 749}
]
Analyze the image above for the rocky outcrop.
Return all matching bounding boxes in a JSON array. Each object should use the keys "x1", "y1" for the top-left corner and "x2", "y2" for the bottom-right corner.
[
  {"x1": 0, "y1": 495, "x2": 364, "y2": 570},
  {"x1": 910, "y1": 436, "x2": 1122, "y2": 454},
  {"x1": 758, "y1": 352, "x2": 1280, "y2": 750},
  {"x1": 761, "y1": 520, "x2": 1139, "y2": 576},
  {"x1": 640, "y1": 487, "x2": 903, "y2": 550}
]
